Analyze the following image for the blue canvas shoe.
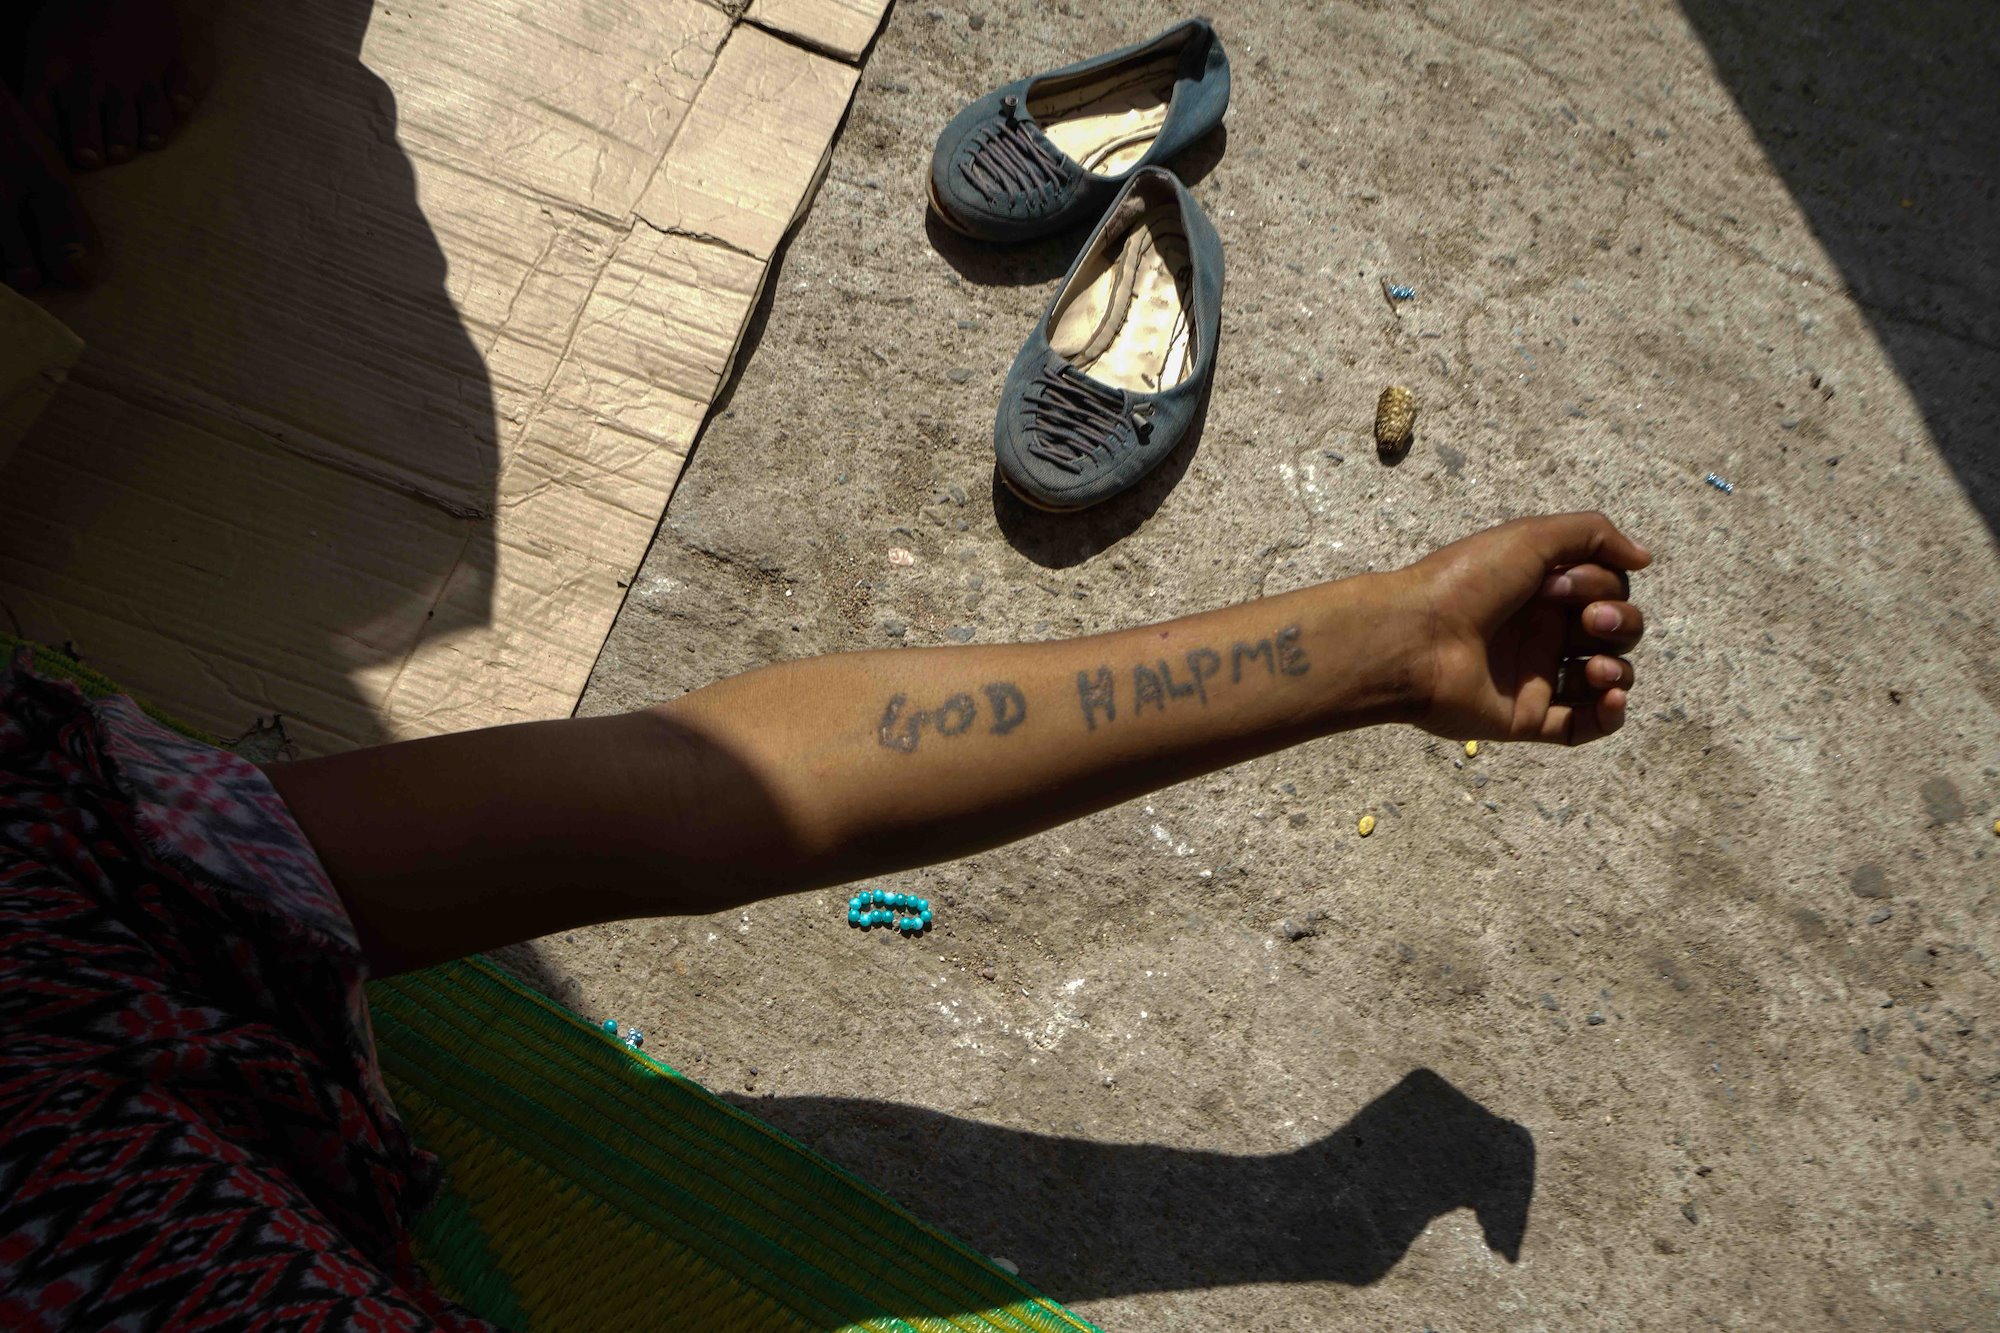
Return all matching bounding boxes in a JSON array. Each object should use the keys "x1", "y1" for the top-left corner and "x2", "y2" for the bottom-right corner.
[
  {"x1": 929, "y1": 18, "x2": 1229, "y2": 244},
  {"x1": 994, "y1": 167, "x2": 1222, "y2": 511}
]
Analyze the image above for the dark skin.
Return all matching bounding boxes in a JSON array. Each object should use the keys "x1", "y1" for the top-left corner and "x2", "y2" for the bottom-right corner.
[
  {"x1": 2, "y1": 0, "x2": 201, "y2": 291},
  {"x1": 264, "y1": 513, "x2": 1652, "y2": 977}
]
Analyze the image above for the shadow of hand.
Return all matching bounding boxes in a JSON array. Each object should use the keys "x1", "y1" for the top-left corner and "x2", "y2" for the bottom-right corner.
[{"x1": 724, "y1": 1065, "x2": 1534, "y2": 1300}]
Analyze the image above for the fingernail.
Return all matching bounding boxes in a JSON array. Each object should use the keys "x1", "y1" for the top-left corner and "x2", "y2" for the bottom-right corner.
[
  {"x1": 1546, "y1": 574, "x2": 1573, "y2": 597},
  {"x1": 1587, "y1": 605, "x2": 1620, "y2": 632},
  {"x1": 75, "y1": 148, "x2": 102, "y2": 169}
]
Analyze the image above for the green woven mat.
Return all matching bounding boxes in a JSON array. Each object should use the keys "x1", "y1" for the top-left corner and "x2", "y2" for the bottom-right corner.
[
  {"x1": 2, "y1": 636, "x2": 1097, "y2": 1331},
  {"x1": 369, "y1": 959, "x2": 1098, "y2": 1332}
]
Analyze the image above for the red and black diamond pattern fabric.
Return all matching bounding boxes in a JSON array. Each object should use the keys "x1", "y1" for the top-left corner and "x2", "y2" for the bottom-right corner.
[{"x1": 0, "y1": 654, "x2": 497, "y2": 1331}]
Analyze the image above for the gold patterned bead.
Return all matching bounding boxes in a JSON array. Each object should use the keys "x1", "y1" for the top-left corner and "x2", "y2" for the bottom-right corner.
[{"x1": 1375, "y1": 385, "x2": 1418, "y2": 454}]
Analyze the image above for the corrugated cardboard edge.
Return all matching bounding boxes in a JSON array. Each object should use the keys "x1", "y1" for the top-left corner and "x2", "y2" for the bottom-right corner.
[
  {"x1": 0, "y1": 286, "x2": 84, "y2": 474},
  {"x1": 745, "y1": 0, "x2": 893, "y2": 63}
]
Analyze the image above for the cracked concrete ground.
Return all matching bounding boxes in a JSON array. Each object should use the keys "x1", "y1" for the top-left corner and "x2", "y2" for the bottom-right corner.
[{"x1": 516, "y1": 1, "x2": 1997, "y2": 1327}]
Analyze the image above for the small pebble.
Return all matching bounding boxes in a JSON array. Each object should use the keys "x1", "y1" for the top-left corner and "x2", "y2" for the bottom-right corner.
[
  {"x1": 991, "y1": 1256, "x2": 1018, "y2": 1275},
  {"x1": 945, "y1": 626, "x2": 976, "y2": 643},
  {"x1": 979, "y1": 964, "x2": 996, "y2": 981},
  {"x1": 1681, "y1": 1203, "x2": 1698, "y2": 1225},
  {"x1": 1867, "y1": 908, "x2": 1893, "y2": 924},
  {"x1": 1464, "y1": 740, "x2": 1479, "y2": 757},
  {"x1": 1357, "y1": 814, "x2": 1376, "y2": 837},
  {"x1": 1586, "y1": 1011, "x2": 1606, "y2": 1025}
]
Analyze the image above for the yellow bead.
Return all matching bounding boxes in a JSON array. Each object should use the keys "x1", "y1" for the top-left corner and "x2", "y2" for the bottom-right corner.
[
  {"x1": 1992, "y1": 818, "x2": 2000, "y2": 836},
  {"x1": 1357, "y1": 814, "x2": 1376, "y2": 837},
  {"x1": 1374, "y1": 385, "x2": 1418, "y2": 454},
  {"x1": 1464, "y1": 740, "x2": 1479, "y2": 757}
]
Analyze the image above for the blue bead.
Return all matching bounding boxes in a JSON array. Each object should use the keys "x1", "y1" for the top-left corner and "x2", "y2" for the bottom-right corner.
[
  {"x1": 916, "y1": 898, "x2": 929, "y2": 912},
  {"x1": 873, "y1": 911, "x2": 891, "y2": 927},
  {"x1": 901, "y1": 918, "x2": 918, "y2": 933},
  {"x1": 882, "y1": 892, "x2": 899, "y2": 908},
  {"x1": 919, "y1": 909, "x2": 932, "y2": 924},
  {"x1": 848, "y1": 910, "x2": 861, "y2": 925},
  {"x1": 871, "y1": 889, "x2": 887, "y2": 906},
  {"x1": 601, "y1": 1019, "x2": 618, "y2": 1035}
]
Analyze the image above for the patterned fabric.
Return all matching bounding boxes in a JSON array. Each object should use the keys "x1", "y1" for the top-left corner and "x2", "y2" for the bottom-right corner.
[{"x1": 0, "y1": 651, "x2": 497, "y2": 1332}]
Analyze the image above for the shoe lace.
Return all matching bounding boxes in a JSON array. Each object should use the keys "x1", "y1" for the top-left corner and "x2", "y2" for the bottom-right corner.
[
  {"x1": 958, "y1": 96, "x2": 1067, "y2": 205},
  {"x1": 1024, "y1": 365, "x2": 1150, "y2": 472}
]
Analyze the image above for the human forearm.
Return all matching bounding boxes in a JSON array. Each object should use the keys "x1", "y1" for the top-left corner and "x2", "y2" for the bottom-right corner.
[
  {"x1": 658, "y1": 572, "x2": 1424, "y2": 888},
  {"x1": 268, "y1": 574, "x2": 1420, "y2": 973},
  {"x1": 267, "y1": 513, "x2": 1650, "y2": 975}
]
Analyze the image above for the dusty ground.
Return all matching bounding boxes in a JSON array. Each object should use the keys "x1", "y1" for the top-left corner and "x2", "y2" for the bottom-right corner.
[{"x1": 520, "y1": 1, "x2": 1997, "y2": 1327}]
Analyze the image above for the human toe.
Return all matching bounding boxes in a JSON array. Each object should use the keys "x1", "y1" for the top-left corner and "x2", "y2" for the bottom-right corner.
[
  {"x1": 56, "y1": 82, "x2": 106, "y2": 169},
  {"x1": 27, "y1": 186, "x2": 97, "y2": 286},
  {"x1": 165, "y1": 59, "x2": 200, "y2": 117},
  {"x1": 3, "y1": 200, "x2": 46, "y2": 292},
  {"x1": 102, "y1": 87, "x2": 139, "y2": 162},
  {"x1": 136, "y1": 81, "x2": 172, "y2": 149}
]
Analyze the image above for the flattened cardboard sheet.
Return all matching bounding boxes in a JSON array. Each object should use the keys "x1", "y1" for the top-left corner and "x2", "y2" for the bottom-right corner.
[
  {"x1": 747, "y1": 0, "x2": 894, "y2": 62},
  {"x1": 0, "y1": 6, "x2": 860, "y2": 752}
]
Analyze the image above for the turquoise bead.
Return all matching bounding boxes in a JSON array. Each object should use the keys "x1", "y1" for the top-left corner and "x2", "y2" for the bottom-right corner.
[
  {"x1": 873, "y1": 911, "x2": 891, "y2": 927},
  {"x1": 889, "y1": 892, "x2": 907, "y2": 908},
  {"x1": 601, "y1": 1019, "x2": 618, "y2": 1035},
  {"x1": 871, "y1": 889, "x2": 886, "y2": 906},
  {"x1": 847, "y1": 910, "x2": 861, "y2": 925},
  {"x1": 916, "y1": 898, "x2": 929, "y2": 912},
  {"x1": 900, "y1": 917, "x2": 918, "y2": 933}
]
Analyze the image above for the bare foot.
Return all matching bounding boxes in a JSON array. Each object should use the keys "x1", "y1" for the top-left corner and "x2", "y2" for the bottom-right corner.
[
  {"x1": 0, "y1": 79, "x2": 95, "y2": 290},
  {"x1": 17, "y1": 0, "x2": 198, "y2": 169}
]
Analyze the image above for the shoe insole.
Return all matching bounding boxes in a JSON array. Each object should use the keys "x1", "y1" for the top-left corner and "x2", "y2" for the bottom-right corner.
[
  {"x1": 1049, "y1": 203, "x2": 1195, "y2": 394},
  {"x1": 1030, "y1": 52, "x2": 1179, "y2": 176}
]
